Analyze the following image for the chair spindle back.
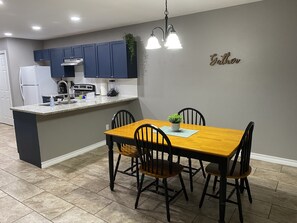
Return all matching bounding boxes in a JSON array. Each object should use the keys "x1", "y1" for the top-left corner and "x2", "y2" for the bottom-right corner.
[
  {"x1": 134, "y1": 124, "x2": 173, "y2": 176},
  {"x1": 178, "y1": 107, "x2": 206, "y2": 126}
]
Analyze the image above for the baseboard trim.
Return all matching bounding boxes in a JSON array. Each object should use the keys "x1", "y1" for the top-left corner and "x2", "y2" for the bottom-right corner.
[
  {"x1": 41, "y1": 142, "x2": 297, "y2": 168},
  {"x1": 41, "y1": 140, "x2": 106, "y2": 168},
  {"x1": 251, "y1": 152, "x2": 297, "y2": 167}
]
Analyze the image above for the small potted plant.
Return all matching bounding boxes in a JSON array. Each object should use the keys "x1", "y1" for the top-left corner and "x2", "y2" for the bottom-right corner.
[{"x1": 168, "y1": 113, "x2": 183, "y2": 132}]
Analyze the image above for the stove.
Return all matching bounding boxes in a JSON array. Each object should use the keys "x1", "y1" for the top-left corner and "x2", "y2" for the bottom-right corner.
[{"x1": 73, "y1": 84, "x2": 96, "y2": 97}]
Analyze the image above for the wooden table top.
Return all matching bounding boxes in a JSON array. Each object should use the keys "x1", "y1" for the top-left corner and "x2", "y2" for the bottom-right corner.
[{"x1": 105, "y1": 119, "x2": 244, "y2": 158}]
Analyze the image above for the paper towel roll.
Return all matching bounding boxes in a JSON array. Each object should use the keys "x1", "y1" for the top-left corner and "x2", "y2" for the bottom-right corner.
[{"x1": 100, "y1": 83, "x2": 107, "y2": 96}]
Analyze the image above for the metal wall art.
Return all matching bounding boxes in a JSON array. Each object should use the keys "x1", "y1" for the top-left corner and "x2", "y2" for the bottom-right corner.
[{"x1": 210, "y1": 52, "x2": 241, "y2": 66}]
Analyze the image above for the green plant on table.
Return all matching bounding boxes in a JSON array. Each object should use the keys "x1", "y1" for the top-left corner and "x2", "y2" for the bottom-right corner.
[{"x1": 168, "y1": 113, "x2": 183, "y2": 124}]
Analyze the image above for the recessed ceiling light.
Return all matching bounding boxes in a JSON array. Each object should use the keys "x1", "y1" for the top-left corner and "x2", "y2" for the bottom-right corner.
[
  {"x1": 0, "y1": 1, "x2": 4, "y2": 5},
  {"x1": 32, "y1": 26, "x2": 41, "y2": 31},
  {"x1": 70, "y1": 16, "x2": 81, "y2": 22},
  {"x1": 4, "y1": 32, "x2": 12, "y2": 36}
]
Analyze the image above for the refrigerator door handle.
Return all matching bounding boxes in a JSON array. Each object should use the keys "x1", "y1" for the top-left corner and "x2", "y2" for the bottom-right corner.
[{"x1": 19, "y1": 69, "x2": 25, "y2": 102}]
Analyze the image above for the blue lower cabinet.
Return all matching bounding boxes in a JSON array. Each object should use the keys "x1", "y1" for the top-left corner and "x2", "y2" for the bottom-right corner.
[
  {"x1": 50, "y1": 48, "x2": 74, "y2": 78},
  {"x1": 82, "y1": 44, "x2": 98, "y2": 78}
]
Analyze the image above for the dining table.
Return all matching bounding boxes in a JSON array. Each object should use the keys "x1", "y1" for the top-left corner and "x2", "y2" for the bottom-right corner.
[{"x1": 105, "y1": 119, "x2": 244, "y2": 223}]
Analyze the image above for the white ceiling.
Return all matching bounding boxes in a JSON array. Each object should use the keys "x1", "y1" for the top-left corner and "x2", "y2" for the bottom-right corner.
[{"x1": 0, "y1": 0, "x2": 262, "y2": 40}]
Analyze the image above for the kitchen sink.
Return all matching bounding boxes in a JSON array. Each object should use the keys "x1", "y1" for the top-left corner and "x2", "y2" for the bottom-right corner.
[{"x1": 39, "y1": 100, "x2": 77, "y2": 106}]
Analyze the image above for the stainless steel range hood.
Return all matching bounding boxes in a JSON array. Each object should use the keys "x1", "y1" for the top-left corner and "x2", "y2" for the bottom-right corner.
[{"x1": 61, "y1": 58, "x2": 83, "y2": 66}]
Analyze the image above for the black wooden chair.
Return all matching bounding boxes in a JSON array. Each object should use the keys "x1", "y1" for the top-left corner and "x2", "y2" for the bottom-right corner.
[
  {"x1": 199, "y1": 122, "x2": 254, "y2": 223},
  {"x1": 134, "y1": 124, "x2": 188, "y2": 222},
  {"x1": 112, "y1": 110, "x2": 139, "y2": 188},
  {"x1": 177, "y1": 107, "x2": 206, "y2": 192}
]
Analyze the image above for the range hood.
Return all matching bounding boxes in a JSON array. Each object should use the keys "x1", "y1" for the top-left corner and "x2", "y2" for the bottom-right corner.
[{"x1": 61, "y1": 58, "x2": 83, "y2": 66}]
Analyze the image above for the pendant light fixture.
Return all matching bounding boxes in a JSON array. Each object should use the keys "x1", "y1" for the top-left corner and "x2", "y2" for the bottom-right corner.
[{"x1": 146, "y1": 0, "x2": 182, "y2": 50}]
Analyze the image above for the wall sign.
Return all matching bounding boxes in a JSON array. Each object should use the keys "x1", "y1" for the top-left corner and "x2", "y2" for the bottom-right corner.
[{"x1": 210, "y1": 52, "x2": 241, "y2": 66}]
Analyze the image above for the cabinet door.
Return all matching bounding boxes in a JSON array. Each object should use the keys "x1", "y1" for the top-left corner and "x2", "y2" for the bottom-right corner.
[
  {"x1": 97, "y1": 43, "x2": 112, "y2": 78},
  {"x1": 34, "y1": 49, "x2": 50, "y2": 61},
  {"x1": 72, "y1": 45, "x2": 83, "y2": 58},
  {"x1": 63, "y1": 47, "x2": 72, "y2": 58},
  {"x1": 82, "y1": 44, "x2": 98, "y2": 78},
  {"x1": 50, "y1": 48, "x2": 74, "y2": 78},
  {"x1": 110, "y1": 41, "x2": 128, "y2": 78}
]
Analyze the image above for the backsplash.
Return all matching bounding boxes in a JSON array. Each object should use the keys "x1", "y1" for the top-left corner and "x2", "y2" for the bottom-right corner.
[{"x1": 55, "y1": 65, "x2": 138, "y2": 97}]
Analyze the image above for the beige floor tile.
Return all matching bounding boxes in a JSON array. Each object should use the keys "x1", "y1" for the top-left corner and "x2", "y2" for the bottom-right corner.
[
  {"x1": 23, "y1": 191, "x2": 73, "y2": 220},
  {"x1": 1, "y1": 179, "x2": 44, "y2": 201},
  {"x1": 240, "y1": 197, "x2": 271, "y2": 218},
  {"x1": 253, "y1": 168, "x2": 281, "y2": 181},
  {"x1": 35, "y1": 177, "x2": 79, "y2": 197},
  {"x1": 248, "y1": 175, "x2": 278, "y2": 190},
  {"x1": 62, "y1": 187, "x2": 112, "y2": 214},
  {"x1": 281, "y1": 165, "x2": 297, "y2": 177},
  {"x1": 14, "y1": 212, "x2": 52, "y2": 223},
  {"x1": 250, "y1": 159, "x2": 282, "y2": 172},
  {"x1": 69, "y1": 172, "x2": 109, "y2": 193},
  {"x1": 3, "y1": 159, "x2": 37, "y2": 174},
  {"x1": 44, "y1": 164, "x2": 85, "y2": 180},
  {"x1": 269, "y1": 205, "x2": 297, "y2": 223},
  {"x1": 13, "y1": 168, "x2": 52, "y2": 184},
  {"x1": 248, "y1": 184, "x2": 275, "y2": 204},
  {"x1": 98, "y1": 184, "x2": 146, "y2": 209},
  {"x1": 199, "y1": 198, "x2": 236, "y2": 222},
  {"x1": 229, "y1": 210, "x2": 276, "y2": 223},
  {"x1": 52, "y1": 207, "x2": 105, "y2": 223},
  {"x1": 96, "y1": 202, "x2": 158, "y2": 223},
  {"x1": 0, "y1": 189, "x2": 7, "y2": 198},
  {"x1": 192, "y1": 215, "x2": 217, "y2": 223},
  {"x1": 273, "y1": 183, "x2": 297, "y2": 211},
  {"x1": 0, "y1": 195, "x2": 32, "y2": 223},
  {"x1": 0, "y1": 146, "x2": 19, "y2": 159},
  {"x1": 0, "y1": 169, "x2": 19, "y2": 187},
  {"x1": 279, "y1": 172, "x2": 297, "y2": 186},
  {"x1": 0, "y1": 154, "x2": 16, "y2": 169}
]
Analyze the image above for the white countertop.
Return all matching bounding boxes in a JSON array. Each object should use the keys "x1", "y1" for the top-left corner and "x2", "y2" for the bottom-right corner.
[{"x1": 11, "y1": 95, "x2": 138, "y2": 115}]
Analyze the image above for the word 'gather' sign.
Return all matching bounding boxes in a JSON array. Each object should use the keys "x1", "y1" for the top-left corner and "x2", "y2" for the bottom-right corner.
[{"x1": 210, "y1": 52, "x2": 241, "y2": 66}]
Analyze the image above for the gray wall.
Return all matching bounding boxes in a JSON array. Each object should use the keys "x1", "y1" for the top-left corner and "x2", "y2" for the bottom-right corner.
[
  {"x1": 0, "y1": 38, "x2": 43, "y2": 106},
  {"x1": 1, "y1": 0, "x2": 296, "y2": 161},
  {"x1": 43, "y1": 0, "x2": 297, "y2": 161}
]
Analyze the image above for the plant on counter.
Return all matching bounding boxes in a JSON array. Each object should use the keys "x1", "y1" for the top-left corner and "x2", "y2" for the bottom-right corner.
[
  {"x1": 168, "y1": 113, "x2": 182, "y2": 124},
  {"x1": 123, "y1": 33, "x2": 136, "y2": 64}
]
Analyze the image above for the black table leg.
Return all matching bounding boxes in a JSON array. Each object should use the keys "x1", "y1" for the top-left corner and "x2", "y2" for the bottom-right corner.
[
  {"x1": 106, "y1": 135, "x2": 114, "y2": 191},
  {"x1": 218, "y1": 158, "x2": 228, "y2": 223}
]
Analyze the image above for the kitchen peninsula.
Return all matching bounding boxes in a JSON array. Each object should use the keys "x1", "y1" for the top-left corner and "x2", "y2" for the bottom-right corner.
[{"x1": 11, "y1": 95, "x2": 138, "y2": 168}]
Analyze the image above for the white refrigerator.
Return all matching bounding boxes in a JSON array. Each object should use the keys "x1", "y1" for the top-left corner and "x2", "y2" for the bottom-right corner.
[{"x1": 19, "y1": 66, "x2": 57, "y2": 105}]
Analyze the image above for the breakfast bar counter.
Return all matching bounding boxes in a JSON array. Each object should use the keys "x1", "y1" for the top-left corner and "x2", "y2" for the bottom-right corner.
[
  {"x1": 11, "y1": 95, "x2": 138, "y2": 168},
  {"x1": 11, "y1": 95, "x2": 138, "y2": 115}
]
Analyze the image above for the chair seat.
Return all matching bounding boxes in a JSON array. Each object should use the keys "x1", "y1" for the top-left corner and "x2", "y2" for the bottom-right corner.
[
  {"x1": 205, "y1": 161, "x2": 252, "y2": 179},
  {"x1": 118, "y1": 144, "x2": 138, "y2": 158},
  {"x1": 139, "y1": 160, "x2": 183, "y2": 179}
]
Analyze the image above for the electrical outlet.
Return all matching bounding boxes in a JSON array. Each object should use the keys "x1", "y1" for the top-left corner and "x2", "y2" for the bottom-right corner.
[{"x1": 106, "y1": 124, "x2": 110, "y2": 130}]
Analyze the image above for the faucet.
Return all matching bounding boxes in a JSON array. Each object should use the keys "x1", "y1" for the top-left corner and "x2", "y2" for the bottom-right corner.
[{"x1": 57, "y1": 80, "x2": 70, "y2": 103}]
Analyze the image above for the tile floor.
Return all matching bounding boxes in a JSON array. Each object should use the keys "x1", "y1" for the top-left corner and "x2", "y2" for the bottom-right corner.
[{"x1": 0, "y1": 123, "x2": 297, "y2": 222}]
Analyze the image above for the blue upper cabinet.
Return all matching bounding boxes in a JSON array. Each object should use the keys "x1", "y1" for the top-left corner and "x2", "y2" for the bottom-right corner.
[
  {"x1": 33, "y1": 40, "x2": 137, "y2": 79},
  {"x1": 95, "y1": 40, "x2": 137, "y2": 78},
  {"x1": 82, "y1": 44, "x2": 98, "y2": 78},
  {"x1": 50, "y1": 48, "x2": 75, "y2": 78},
  {"x1": 110, "y1": 41, "x2": 137, "y2": 78},
  {"x1": 97, "y1": 42, "x2": 112, "y2": 78},
  {"x1": 63, "y1": 45, "x2": 83, "y2": 58},
  {"x1": 34, "y1": 49, "x2": 50, "y2": 61}
]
